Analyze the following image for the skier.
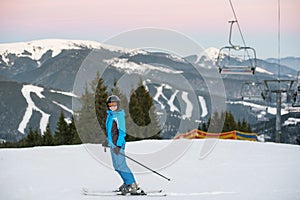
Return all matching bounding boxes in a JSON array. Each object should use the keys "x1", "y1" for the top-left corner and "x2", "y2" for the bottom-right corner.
[{"x1": 103, "y1": 95, "x2": 143, "y2": 195}]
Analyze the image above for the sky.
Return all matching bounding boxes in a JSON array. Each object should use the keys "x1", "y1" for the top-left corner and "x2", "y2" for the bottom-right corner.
[{"x1": 1, "y1": 0, "x2": 299, "y2": 59}]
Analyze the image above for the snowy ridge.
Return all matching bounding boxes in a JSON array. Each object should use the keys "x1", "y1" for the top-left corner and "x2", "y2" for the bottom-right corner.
[
  {"x1": 0, "y1": 39, "x2": 149, "y2": 65},
  {"x1": 0, "y1": 39, "x2": 99, "y2": 64},
  {"x1": 104, "y1": 58, "x2": 183, "y2": 74},
  {"x1": 195, "y1": 47, "x2": 219, "y2": 64},
  {"x1": 0, "y1": 140, "x2": 299, "y2": 200}
]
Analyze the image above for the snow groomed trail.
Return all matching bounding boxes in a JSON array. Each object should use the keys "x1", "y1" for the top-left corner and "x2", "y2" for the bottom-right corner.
[{"x1": 1, "y1": 139, "x2": 299, "y2": 200}]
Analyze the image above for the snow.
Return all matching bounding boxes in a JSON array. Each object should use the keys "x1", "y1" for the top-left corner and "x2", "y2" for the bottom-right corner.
[
  {"x1": 283, "y1": 118, "x2": 300, "y2": 126},
  {"x1": 198, "y1": 96, "x2": 208, "y2": 117},
  {"x1": 50, "y1": 89, "x2": 78, "y2": 98},
  {"x1": 255, "y1": 67, "x2": 274, "y2": 75},
  {"x1": 168, "y1": 90, "x2": 180, "y2": 113},
  {"x1": 18, "y1": 85, "x2": 50, "y2": 135},
  {"x1": 227, "y1": 100, "x2": 289, "y2": 115},
  {"x1": 153, "y1": 84, "x2": 167, "y2": 109},
  {"x1": 0, "y1": 139, "x2": 299, "y2": 200},
  {"x1": 52, "y1": 101, "x2": 73, "y2": 114},
  {"x1": 104, "y1": 58, "x2": 183, "y2": 74},
  {"x1": 195, "y1": 47, "x2": 219, "y2": 64},
  {"x1": 181, "y1": 91, "x2": 193, "y2": 119},
  {"x1": 153, "y1": 84, "x2": 180, "y2": 112},
  {"x1": 0, "y1": 39, "x2": 149, "y2": 66},
  {"x1": 153, "y1": 86, "x2": 208, "y2": 120},
  {"x1": 0, "y1": 39, "x2": 98, "y2": 64}
]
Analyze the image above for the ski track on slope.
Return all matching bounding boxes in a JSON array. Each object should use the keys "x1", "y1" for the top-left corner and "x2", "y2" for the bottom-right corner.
[
  {"x1": 153, "y1": 84, "x2": 168, "y2": 110},
  {"x1": 168, "y1": 90, "x2": 180, "y2": 113},
  {"x1": 181, "y1": 91, "x2": 192, "y2": 119},
  {"x1": 50, "y1": 89, "x2": 78, "y2": 98},
  {"x1": 18, "y1": 85, "x2": 50, "y2": 135},
  {"x1": 52, "y1": 101, "x2": 73, "y2": 114},
  {"x1": 198, "y1": 96, "x2": 208, "y2": 117},
  {"x1": 153, "y1": 84, "x2": 210, "y2": 120}
]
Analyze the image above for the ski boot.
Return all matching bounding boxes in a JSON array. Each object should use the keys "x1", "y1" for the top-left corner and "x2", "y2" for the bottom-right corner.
[
  {"x1": 120, "y1": 182, "x2": 145, "y2": 195},
  {"x1": 117, "y1": 183, "x2": 126, "y2": 192}
]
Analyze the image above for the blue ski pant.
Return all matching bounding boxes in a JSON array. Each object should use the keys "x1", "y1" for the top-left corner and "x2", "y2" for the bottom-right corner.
[{"x1": 110, "y1": 144, "x2": 136, "y2": 185}]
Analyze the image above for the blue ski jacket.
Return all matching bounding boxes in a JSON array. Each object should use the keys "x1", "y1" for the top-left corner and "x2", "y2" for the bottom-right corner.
[{"x1": 106, "y1": 109, "x2": 126, "y2": 147}]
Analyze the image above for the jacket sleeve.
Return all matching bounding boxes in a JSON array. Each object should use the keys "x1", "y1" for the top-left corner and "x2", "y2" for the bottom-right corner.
[{"x1": 111, "y1": 120, "x2": 119, "y2": 147}]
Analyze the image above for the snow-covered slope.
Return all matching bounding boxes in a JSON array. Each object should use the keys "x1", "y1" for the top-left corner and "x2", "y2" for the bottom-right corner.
[{"x1": 1, "y1": 139, "x2": 299, "y2": 200}]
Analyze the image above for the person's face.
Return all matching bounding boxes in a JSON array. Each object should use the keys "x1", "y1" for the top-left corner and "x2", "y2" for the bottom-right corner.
[
  {"x1": 108, "y1": 102, "x2": 118, "y2": 111},
  {"x1": 109, "y1": 105, "x2": 117, "y2": 111}
]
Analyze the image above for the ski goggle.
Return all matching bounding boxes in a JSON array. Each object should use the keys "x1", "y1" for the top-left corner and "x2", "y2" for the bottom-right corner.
[{"x1": 107, "y1": 102, "x2": 118, "y2": 107}]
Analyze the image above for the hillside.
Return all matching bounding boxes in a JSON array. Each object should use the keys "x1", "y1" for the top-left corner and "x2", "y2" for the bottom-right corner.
[
  {"x1": 0, "y1": 39, "x2": 299, "y2": 143},
  {"x1": 0, "y1": 139, "x2": 299, "y2": 200}
]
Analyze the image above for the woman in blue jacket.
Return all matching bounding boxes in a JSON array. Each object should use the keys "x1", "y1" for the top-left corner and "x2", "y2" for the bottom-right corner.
[{"x1": 105, "y1": 95, "x2": 142, "y2": 195}]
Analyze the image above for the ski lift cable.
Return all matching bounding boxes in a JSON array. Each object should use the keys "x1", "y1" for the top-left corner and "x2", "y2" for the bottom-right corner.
[
  {"x1": 228, "y1": 0, "x2": 248, "y2": 49},
  {"x1": 229, "y1": 0, "x2": 267, "y2": 94},
  {"x1": 228, "y1": 0, "x2": 255, "y2": 63},
  {"x1": 277, "y1": 0, "x2": 281, "y2": 79},
  {"x1": 251, "y1": 0, "x2": 281, "y2": 95},
  {"x1": 216, "y1": 0, "x2": 256, "y2": 74}
]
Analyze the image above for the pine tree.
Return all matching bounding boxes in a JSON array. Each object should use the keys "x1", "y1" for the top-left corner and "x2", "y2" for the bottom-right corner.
[
  {"x1": 69, "y1": 116, "x2": 82, "y2": 144},
  {"x1": 297, "y1": 135, "x2": 300, "y2": 145},
  {"x1": 208, "y1": 111, "x2": 222, "y2": 133},
  {"x1": 25, "y1": 127, "x2": 43, "y2": 147},
  {"x1": 246, "y1": 123, "x2": 252, "y2": 133},
  {"x1": 202, "y1": 122, "x2": 208, "y2": 132},
  {"x1": 198, "y1": 122, "x2": 208, "y2": 132},
  {"x1": 240, "y1": 118, "x2": 248, "y2": 132},
  {"x1": 129, "y1": 91, "x2": 144, "y2": 126},
  {"x1": 76, "y1": 73, "x2": 108, "y2": 144},
  {"x1": 95, "y1": 74, "x2": 108, "y2": 134},
  {"x1": 128, "y1": 80, "x2": 161, "y2": 140},
  {"x1": 218, "y1": 111, "x2": 236, "y2": 132},
  {"x1": 43, "y1": 123, "x2": 53, "y2": 146},
  {"x1": 237, "y1": 120, "x2": 242, "y2": 131},
  {"x1": 54, "y1": 110, "x2": 70, "y2": 145}
]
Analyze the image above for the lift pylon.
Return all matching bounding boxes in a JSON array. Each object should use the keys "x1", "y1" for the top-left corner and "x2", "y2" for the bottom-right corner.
[{"x1": 292, "y1": 71, "x2": 300, "y2": 107}]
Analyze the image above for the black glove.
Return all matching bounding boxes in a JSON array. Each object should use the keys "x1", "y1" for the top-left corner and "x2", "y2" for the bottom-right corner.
[
  {"x1": 113, "y1": 146, "x2": 121, "y2": 155},
  {"x1": 102, "y1": 140, "x2": 109, "y2": 148}
]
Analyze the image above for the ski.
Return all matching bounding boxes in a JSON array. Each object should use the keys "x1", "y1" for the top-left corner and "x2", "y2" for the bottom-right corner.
[{"x1": 82, "y1": 188, "x2": 166, "y2": 197}]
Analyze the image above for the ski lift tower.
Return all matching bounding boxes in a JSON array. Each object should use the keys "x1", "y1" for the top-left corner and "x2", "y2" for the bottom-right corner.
[
  {"x1": 262, "y1": 79, "x2": 295, "y2": 143},
  {"x1": 292, "y1": 71, "x2": 300, "y2": 107}
]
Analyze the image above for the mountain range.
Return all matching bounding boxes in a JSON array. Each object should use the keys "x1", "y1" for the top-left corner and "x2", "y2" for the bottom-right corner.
[{"x1": 0, "y1": 39, "x2": 299, "y2": 143}]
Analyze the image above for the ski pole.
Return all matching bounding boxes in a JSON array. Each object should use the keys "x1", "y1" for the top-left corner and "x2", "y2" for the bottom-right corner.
[{"x1": 119, "y1": 152, "x2": 171, "y2": 181}]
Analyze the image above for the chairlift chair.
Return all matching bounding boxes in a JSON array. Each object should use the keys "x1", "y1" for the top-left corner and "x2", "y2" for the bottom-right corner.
[
  {"x1": 217, "y1": 21, "x2": 257, "y2": 75},
  {"x1": 240, "y1": 81, "x2": 264, "y2": 101}
]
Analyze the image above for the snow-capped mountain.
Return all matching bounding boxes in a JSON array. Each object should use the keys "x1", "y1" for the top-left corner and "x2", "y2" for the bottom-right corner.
[
  {"x1": 0, "y1": 39, "x2": 148, "y2": 66},
  {"x1": 0, "y1": 39, "x2": 299, "y2": 142}
]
